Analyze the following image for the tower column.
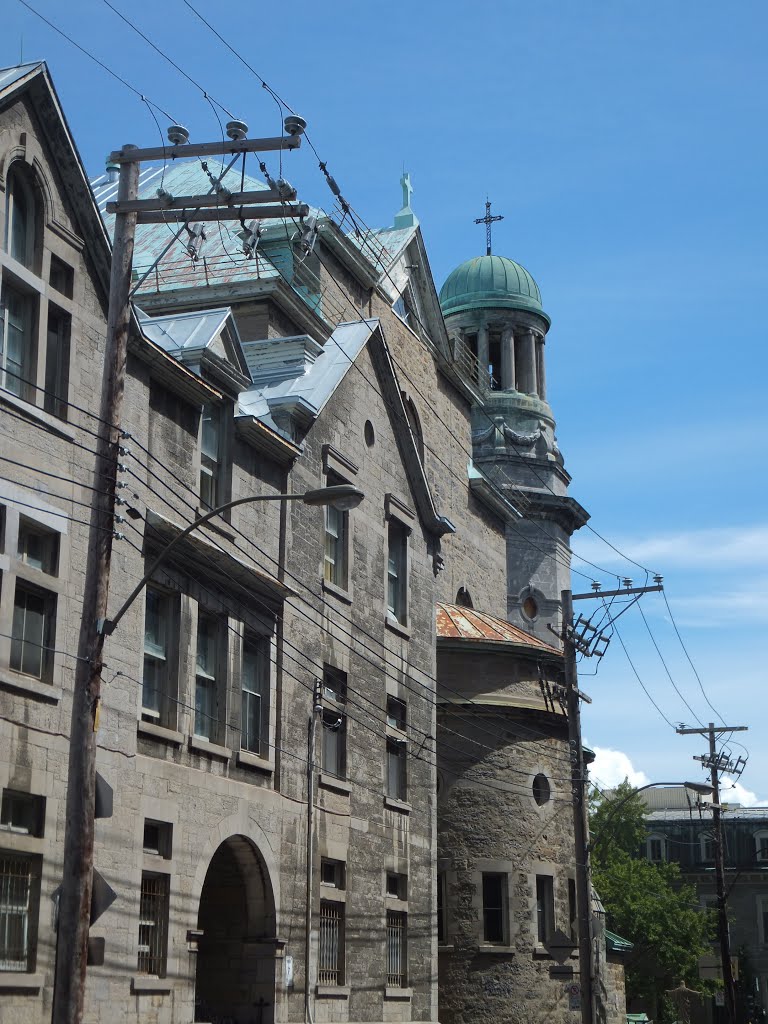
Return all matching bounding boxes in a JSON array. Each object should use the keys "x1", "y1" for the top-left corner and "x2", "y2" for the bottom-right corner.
[
  {"x1": 501, "y1": 327, "x2": 515, "y2": 390},
  {"x1": 536, "y1": 336, "x2": 546, "y2": 399},
  {"x1": 477, "y1": 323, "x2": 490, "y2": 389},
  {"x1": 516, "y1": 329, "x2": 537, "y2": 394}
]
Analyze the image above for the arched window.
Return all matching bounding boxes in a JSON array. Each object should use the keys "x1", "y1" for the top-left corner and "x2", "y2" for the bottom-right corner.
[
  {"x1": 455, "y1": 587, "x2": 473, "y2": 609},
  {"x1": 402, "y1": 394, "x2": 424, "y2": 463},
  {"x1": 4, "y1": 163, "x2": 39, "y2": 270}
]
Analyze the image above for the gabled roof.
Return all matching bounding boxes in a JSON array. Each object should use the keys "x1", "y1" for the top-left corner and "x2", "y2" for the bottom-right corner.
[
  {"x1": 437, "y1": 602, "x2": 561, "y2": 656},
  {"x1": 0, "y1": 61, "x2": 111, "y2": 299},
  {"x1": 135, "y1": 305, "x2": 250, "y2": 394}
]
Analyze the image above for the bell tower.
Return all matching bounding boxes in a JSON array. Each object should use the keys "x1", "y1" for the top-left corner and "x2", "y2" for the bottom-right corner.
[{"x1": 439, "y1": 252, "x2": 589, "y2": 641}]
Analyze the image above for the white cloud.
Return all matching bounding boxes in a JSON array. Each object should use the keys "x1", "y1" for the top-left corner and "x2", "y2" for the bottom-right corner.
[
  {"x1": 574, "y1": 525, "x2": 768, "y2": 573},
  {"x1": 589, "y1": 746, "x2": 650, "y2": 790},
  {"x1": 719, "y1": 779, "x2": 768, "y2": 808}
]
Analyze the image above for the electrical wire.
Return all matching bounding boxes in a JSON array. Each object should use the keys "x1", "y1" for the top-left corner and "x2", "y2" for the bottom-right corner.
[
  {"x1": 636, "y1": 602, "x2": 703, "y2": 728},
  {"x1": 15, "y1": 0, "x2": 176, "y2": 123}
]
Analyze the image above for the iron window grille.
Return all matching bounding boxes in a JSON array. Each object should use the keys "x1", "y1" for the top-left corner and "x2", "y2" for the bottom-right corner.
[
  {"x1": 319, "y1": 900, "x2": 344, "y2": 985},
  {"x1": 386, "y1": 910, "x2": 407, "y2": 987},
  {"x1": 0, "y1": 854, "x2": 36, "y2": 972},
  {"x1": 138, "y1": 872, "x2": 169, "y2": 977}
]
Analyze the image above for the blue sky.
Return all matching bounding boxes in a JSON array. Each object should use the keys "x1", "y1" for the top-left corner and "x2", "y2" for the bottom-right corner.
[{"x1": 4, "y1": 1, "x2": 767, "y2": 800}]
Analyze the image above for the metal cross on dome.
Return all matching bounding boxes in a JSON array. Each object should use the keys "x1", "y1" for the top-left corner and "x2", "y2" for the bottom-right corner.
[{"x1": 474, "y1": 199, "x2": 504, "y2": 256}]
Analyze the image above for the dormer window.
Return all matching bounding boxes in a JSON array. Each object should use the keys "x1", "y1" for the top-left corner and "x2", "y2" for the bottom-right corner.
[{"x1": 755, "y1": 830, "x2": 768, "y2": 862}]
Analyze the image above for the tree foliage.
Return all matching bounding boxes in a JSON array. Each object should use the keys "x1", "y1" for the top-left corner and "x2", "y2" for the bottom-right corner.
[{"x1": 590, "y1": 781, "x2": 715, "y2": 1009}]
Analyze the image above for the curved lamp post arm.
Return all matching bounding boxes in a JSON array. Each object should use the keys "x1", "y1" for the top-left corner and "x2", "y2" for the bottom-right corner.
[{"x1": 102, "y1": 484, "x2": 364, "y2": 635}]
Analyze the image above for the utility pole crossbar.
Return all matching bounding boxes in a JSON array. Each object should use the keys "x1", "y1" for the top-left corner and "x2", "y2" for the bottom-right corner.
[
  {"x1": 572, "y1": 584, "x2": 663, "y2": 600},
  {"x1": 108, "y1": 134, "x2": 301, "y2": 163},
  {"x1": 107, "y1": 187, "x2": 298, "y2": 213},
  {"x1": 136, "y1": 204, "x2": 309, "y2": 225}
]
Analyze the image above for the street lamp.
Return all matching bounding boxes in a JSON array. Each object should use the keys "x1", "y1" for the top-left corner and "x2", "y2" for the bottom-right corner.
[{"x1": 104, "y1": 483, "x2": 365, "y2": 634}]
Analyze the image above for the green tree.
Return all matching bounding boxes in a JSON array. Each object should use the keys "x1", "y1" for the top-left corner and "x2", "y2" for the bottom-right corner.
[{"x1": 590, "y1": 781, "x2": 715, "y2": 1014}]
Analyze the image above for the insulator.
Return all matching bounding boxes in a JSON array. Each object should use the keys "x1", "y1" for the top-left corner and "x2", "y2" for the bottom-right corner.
[
  {"x1": 166, "y1": 124, "x2": 189, "y2": 146},
  {"x1": 284, "y1": 114, "x2": 307, "y2": 136},
  {"x1": 225, "y1": 119, "x2": 248, "y2": 141}
]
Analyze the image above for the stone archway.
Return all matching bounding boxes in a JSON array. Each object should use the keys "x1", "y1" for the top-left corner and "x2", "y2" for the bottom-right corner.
[{"x1": 195, "y1": 835, "x2": 277, "y2": 1024}]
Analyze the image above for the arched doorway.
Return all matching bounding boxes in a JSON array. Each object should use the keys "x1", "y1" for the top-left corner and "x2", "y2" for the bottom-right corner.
[{"x1": 195, "y1": 835, "x2": 277, "y2": 1024}]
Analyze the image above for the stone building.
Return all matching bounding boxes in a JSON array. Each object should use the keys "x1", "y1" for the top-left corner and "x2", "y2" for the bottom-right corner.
[
  {"x1": 0, "y1": 57, "x2": 610, "y2": 1024},
  {"x1": 433, "y1": 254, "x2": 594, "y2": 1024},
  {"x1": 641, "y1": 789, "x2": 768, "y2": 1019},
  {"x1": 0, "y1": 61, "x2": 111, "y2": 1021}
]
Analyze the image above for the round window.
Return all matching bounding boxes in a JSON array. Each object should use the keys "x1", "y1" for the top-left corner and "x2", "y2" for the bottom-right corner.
[
  {"x1": 364, "y1": 420, "x2": 375, "y2": 447},
  {"x1": 532, "y1": 773, "x2": 551, "y2": 806},
  {"x1": 523, "y1": 595, "x2": 538, "y2": 619}
]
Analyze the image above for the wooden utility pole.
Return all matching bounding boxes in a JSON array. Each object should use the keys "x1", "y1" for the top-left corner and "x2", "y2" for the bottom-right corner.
[
  {"x1": 566, "y1": 580, "x2": 663, "y2": 1024},
  {"x1": 52, "y1": 123, "x2": 304, "y2": 1022},
  {"x1": 678, "y1": 722, "x2": 748, "y2": 1024},
  {"x1": 52, "y1": 146, "x2": 139, "y2": 1024},
  {"x1": 562, "y1": 589, "x2": 595, "y2": 1024}
]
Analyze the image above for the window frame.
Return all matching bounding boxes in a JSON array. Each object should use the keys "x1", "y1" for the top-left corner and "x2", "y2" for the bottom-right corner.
[
  {"x1": 320, "y1": 666, "x2": 347, "y2": 781},
  {"x1": 535, "y1": 874, "x2": 555, "y2": 945},
  {"x1": 481, "y1": 872, "x2": 508, "y2": 946},
  {"x1": 0, "y1": 851, "x2": 41, "y2": 973},
  {"x1": 241, "y1": 634, "x2": 269, "y2": 756},
  {"x1": 386, "y1": 519, "x2": 409, "y2": 626},
  {"x1": 0, "y1": 279, "x2": 35, "y2": 399},
  {"x1": 194, "y1": 611, "x2": 225, "y2": 742},
  {"x1": 0, "y1": 161, "x2": 76, "y2": 421},
  {"x1": 755, "y1": 831, "x2": 768, "y2": 863},
  {"x1": 323, "y1": 471, "x2": 349, "y2": 591},
  {"x1": 137, "y1": 871, "x2": 170, "y2": 978},
  {"x1": 386, "y1": 909, "x2": 407, "y2": 987},
  {"x1": 646, "y1": 833, "x2": 667, "y2": 863},
  {"x1": 141, "y1": 586, "x2": 178, "y2": 726},
  {"x1": 10, "y1": 580, "x2": 56, "y2": 682},
  {"x1": 319, "y1": 899, "x2": 345, "y2": 986},
  {"x1": 386, "y1": 739, "x2": 407, "y2": 803}
]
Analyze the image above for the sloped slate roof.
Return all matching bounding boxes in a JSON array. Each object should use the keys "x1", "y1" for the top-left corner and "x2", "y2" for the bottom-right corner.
[
  {"x1": 436, "y1": 602, "x2": 560, "y2": 655},
  {"x1": 238, "y1": 319, "x2": 377, "y2": 433},
  {"x1": 0, "y1": 62, "x2": 44, "y2": 92},
  {"x1": 136, "y1": 307, "x2": 232, "y2": 354}
]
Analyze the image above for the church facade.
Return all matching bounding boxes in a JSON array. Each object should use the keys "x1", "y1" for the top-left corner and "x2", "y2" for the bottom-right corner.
[{"x1": 0, "y1": 58, "x2": 617, "y2": 1024}]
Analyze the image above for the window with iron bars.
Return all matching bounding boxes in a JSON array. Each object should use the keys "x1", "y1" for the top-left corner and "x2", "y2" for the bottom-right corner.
[
  {"x1": 319, "y1": 900, "x2": 344, "y2": 985},
  {"x1": 137, "y1": 872, "x2": 169, "y2": 977},
  {"x1": 386, "y1": 910, "x2": 407, "y2": 987},
  {"x1": 0, "y1": 853, "x2": 38, "y2": 971}
]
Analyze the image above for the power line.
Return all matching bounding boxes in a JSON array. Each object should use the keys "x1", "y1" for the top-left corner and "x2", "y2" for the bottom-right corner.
[{"x1": 14, "y1": 0, "x2": 176, "y2": 123}]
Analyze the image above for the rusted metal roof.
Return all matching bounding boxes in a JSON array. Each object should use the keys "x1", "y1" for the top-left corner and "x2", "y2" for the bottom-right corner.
[{"x1": 436, "y1": 602, "x2": 561, "y2": 655}]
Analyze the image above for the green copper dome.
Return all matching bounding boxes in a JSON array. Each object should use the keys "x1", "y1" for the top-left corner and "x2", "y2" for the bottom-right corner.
[{"x1": 439, "y1": 255, "x2": 549, "y2": 324}]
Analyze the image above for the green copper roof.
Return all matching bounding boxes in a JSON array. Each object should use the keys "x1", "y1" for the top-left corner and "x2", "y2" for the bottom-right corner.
[{"x1": 439, "y1": 255, "x2": 549, "y2": 324}]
